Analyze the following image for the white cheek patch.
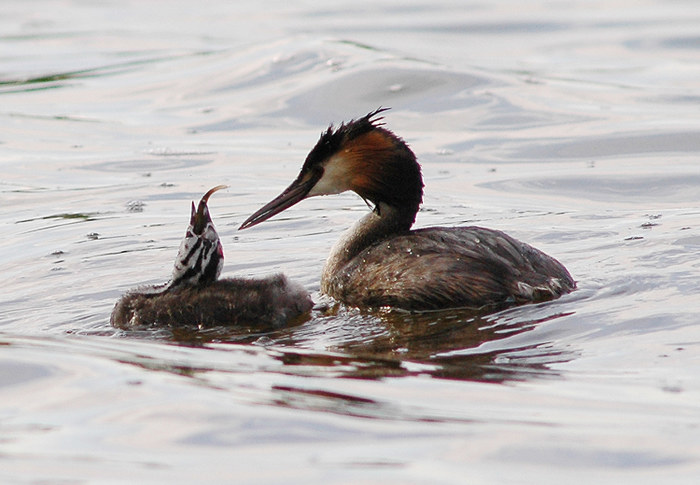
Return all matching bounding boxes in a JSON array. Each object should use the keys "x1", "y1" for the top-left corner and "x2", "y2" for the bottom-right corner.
[
  {"x1": 203, "y1": 223, "x2": 218, "y2": 241},
  {"x1": 307, "y1": 153, "x2": 353, "y2": 197}
]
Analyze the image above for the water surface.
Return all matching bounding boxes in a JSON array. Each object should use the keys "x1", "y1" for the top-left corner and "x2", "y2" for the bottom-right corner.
[{"x1": 2, "y1": 1, "x2": 700, "y2": 483}]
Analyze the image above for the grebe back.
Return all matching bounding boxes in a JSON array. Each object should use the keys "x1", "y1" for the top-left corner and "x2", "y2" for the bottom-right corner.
[{"x1": 240, "y1": 109, "x2": 575, "y2": 311}]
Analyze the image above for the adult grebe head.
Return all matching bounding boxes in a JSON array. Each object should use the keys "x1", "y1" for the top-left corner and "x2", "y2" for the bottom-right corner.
[
  {"x1": 171, "y1": 185, "x2": 227, "y2": 287},
  {"x1": 239, "y1": 108, "x2": 424, "y2": 230}
]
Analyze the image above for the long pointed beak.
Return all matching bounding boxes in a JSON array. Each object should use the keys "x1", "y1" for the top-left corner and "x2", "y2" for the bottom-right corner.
[
  {"x1": 239, "y1": 172, "x2": 318, "y2": 230},
  {"x1": 192, "y1": 185, "x2": 227, "y2": 234}
]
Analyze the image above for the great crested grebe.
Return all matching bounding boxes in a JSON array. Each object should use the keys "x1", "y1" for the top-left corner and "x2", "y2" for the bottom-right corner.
[
  {"x1": 239, "y1": 108, "x2": 575, "y2": 311},
  {"x1": 111, "y1": 185, "x2": 312, "y2": 329}
]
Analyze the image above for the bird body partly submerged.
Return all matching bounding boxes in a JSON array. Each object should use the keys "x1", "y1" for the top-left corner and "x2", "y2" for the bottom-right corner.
[
  {"x1": 322, "y1": 210, "x2": 572, "y2": 310},
  {"x1": 111, "y1": 274, "x2": 310, "y2": 329},
  {"x1": 111, "y1": 186, "x2": 312, "y2": 330},
  {"x1": 240, "y1": 108, "x2": 575, "y2": 311}
]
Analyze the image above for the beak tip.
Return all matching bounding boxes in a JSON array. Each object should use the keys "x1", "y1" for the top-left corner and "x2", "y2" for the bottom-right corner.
[{"x1": 238, "y1": 216, "x2": 259, "y2": 230}]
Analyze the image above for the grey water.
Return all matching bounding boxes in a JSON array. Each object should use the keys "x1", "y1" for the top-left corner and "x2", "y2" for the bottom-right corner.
[{"x1": 2, "y1": 1, "x2": 700, "y2": 483}]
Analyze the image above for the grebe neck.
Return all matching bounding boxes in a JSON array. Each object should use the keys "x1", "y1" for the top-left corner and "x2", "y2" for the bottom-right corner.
[{"x1": 322, "y1": 202, "x2": 414, "y2": 283}]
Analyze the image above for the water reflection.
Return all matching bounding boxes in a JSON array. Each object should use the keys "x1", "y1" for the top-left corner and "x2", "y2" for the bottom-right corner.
[
  {"x1": 269, "y1": 384, "x2": 415, "y2": 422},
  {"x1": 116, "y1": 301, "x2": 574, "y2": 384},
  {"x1": 286, "y1": 304, "x2": 574, "y2": 382}
]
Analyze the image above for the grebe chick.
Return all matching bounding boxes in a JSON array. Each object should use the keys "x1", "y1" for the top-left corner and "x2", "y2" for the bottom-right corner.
[
  {"x1": 240, "y1": 108, "x2": 575, "y2": 311},
  {"x1": 111, "y1": 186, "x2": 312, "y2": 330}
]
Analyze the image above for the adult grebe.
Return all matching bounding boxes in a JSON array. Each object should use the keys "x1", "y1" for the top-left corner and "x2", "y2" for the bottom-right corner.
[
  {"x1": 239, "y1": 109, "x2": 575, "y2": 311},
  {"x1": 111, "y1": 186, "x2": 313, "y2": 329}
]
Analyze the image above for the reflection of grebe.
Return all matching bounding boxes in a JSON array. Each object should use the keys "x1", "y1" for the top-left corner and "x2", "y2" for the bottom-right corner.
[
  {"x1": 240, "y1": 109, "x2": 575, "y2": 311},
  {"x1": 111, "y1": 186, "x2": 312, "y2": 329}
]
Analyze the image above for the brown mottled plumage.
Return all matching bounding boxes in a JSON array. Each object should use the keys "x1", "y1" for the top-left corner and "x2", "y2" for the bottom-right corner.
[
  {"x1": 111, "y1": 186, "x2": 312, "y2": 330},
  {"x1": 240, "y1": 108, "x2": 575, "y2": 311},
  {"x1": 111, "y1": 275, "x2": 311, "y2": 329}
]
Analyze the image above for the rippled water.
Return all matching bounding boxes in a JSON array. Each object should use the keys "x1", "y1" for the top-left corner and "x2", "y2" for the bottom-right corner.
[{"x1": 2, "y1": 1, "x2": 700, "y2": 483}]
